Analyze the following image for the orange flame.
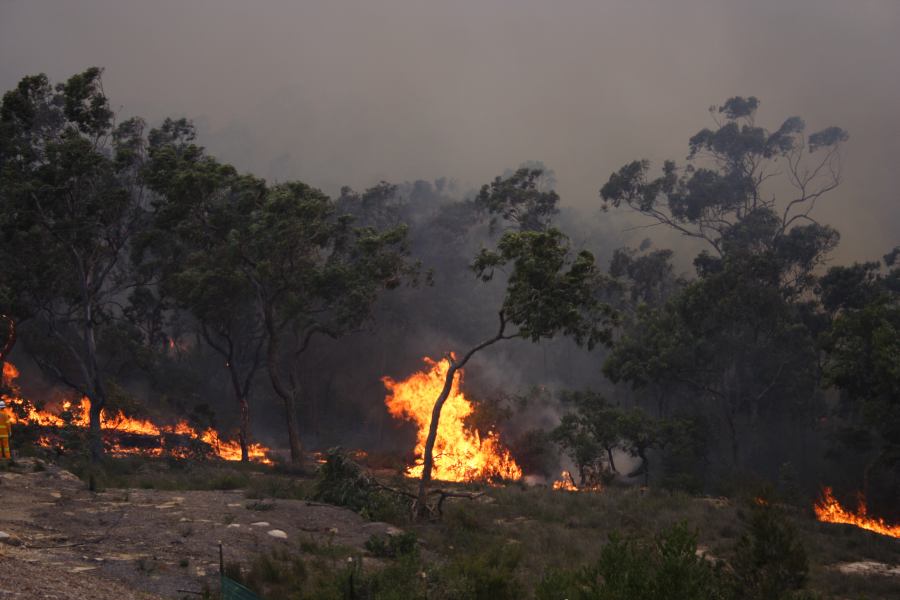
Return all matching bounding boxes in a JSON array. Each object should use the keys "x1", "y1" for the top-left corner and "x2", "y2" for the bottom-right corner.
[
  {"x1": 552, "y1": 469, "x2": 602, "y2": 492},
  {"x1": 814, "y1": 487, "x2": 900, "y2": 538},
  {"x1": 552, "y1": 470, "x2": 579, "y2": 491},
  {"x1": 382, "y1": 356, "x2": 521, "y2": 482},
  {"x1": 2, "y1": 362, "x2": 270, "y2": 464}
]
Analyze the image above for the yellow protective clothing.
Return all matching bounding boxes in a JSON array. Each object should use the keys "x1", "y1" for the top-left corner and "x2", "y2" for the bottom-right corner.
[{"x1": 0, "y1": 411, "x2": 11, "y2": 459}]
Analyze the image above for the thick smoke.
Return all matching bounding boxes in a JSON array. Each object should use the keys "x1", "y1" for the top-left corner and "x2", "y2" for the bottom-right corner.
[
  {"x1": 2, "y1": 1, "x2": 898, "y2": 479},
  {"x1": 1, "y1": 0, "x2": 897, "y2": 262}
]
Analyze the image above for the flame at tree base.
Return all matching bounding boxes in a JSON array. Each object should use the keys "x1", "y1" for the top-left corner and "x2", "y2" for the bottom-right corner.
[
  {"x1": 382, "y1": 356, "x2": 521, "y2": 483},
  {"x1": 814, "y1": 486, "x2": 900, "y2": 539},
  {"x1": 553, "y1": 470, "x2": 579, "y2": 491},
  {"x1": 2, "y1": 363, "x2": 271, "y2": 464},
  {"x1": 552, "y1": 469, "x2": 602, "y2": 492}
]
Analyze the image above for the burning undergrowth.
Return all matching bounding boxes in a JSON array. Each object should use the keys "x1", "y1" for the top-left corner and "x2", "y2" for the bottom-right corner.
[
  {"x1": 1, "y1": 362, "x2": 272, "y2": 463},
  {"x1": 380, "y1": 356, "x2": 607, "y2": 493},
  {"x1": 814, "y1": 486, "x2": 900, "y2": 539},
  {"x1": 382, "y1": 356, "x2": 522, "y2": 483}
]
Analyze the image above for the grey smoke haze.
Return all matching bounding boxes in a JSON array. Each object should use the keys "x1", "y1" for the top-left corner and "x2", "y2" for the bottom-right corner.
[{"x1": 2, "y1": 0, "x2": 898, "y2": 262}]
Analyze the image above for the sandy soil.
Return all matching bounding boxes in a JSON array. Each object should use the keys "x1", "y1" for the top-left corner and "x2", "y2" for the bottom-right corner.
[{"x1": 0, "y1": 459, "x2": 398, "y2": 599}]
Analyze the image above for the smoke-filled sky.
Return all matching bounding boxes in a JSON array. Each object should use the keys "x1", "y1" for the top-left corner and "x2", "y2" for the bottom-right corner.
[{"x1": 2, "y1": 0, "x2": 898, "y2": 262}]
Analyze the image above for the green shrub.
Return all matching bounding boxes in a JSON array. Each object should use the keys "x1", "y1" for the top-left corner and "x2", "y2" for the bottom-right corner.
[
  {"x1": 365, "y1": 532, "x2": 418, "y2": 558},
  {"x1": 312, "y1": 448, "x2": 408, "y2": 521},
  {"x1": 434, "y1": 543, "x2": 524, "y2": 600},
  {"x1": 536, "y1": 522, "x2": 727, "y2": 600},
  {"x1": 731, "y1": 499, "x2": 809, "y2": 600}
]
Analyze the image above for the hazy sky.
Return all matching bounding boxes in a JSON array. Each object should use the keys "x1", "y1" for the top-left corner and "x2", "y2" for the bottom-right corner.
[{"x1": 2, "y1": 0, "x2": 898, "y2": 262}]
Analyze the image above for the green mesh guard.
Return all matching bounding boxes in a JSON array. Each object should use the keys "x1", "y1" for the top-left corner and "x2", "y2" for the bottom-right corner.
[{"x1": 221, "y1": 575, "x2": 261, "y2": 600}]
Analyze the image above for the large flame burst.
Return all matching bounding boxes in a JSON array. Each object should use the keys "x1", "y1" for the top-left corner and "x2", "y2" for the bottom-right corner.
[
  {"x1": 382, "y1": 356, "x2": 521, "y2": 482},
  {"x1": 814, "y1": 486, "x2": 900, "y2": 538},
  {"x1": 2, "y1": 362, "x2": 271, "y2": 463}
]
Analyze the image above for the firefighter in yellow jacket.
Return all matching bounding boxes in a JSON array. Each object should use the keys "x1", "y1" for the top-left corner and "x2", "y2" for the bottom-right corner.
[{"x1": 0, "y1": 399, "x2": 11, "y2": 459}]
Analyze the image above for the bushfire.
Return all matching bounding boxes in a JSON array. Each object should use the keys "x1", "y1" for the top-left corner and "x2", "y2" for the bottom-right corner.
[
  {"x1": 1, "y1": 363, "x2": 271, "y2": 463},
  {"x1": 382, "y1": 356, "x2": 522, "y2": 482},
  {"x1": 552, "y1": 470, "x2": 579, "y2": 491},
  {"x1": 814, "y1": 486, "x2": 900, "y2": 539}
]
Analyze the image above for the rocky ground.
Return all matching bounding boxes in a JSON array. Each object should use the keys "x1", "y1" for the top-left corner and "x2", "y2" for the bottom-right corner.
[
  {"x1": 0, "y1": 457, "x2": 897, "y2": 599},
  {"x1": 0, "y1": 459, "x2": 397, "y2": 599}
]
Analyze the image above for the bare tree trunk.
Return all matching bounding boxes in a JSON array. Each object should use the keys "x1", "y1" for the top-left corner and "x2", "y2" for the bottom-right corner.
[
  {"x1": 87, "y1": 393, "x2": 104, "y2": 462},
  {"x1": 261, "y1": 302, "x2": 305, "y2": 465},
  {"x1": 84, "y1": 303, "x2": 107, "y2": 463},
  {"x1": 415, "y1": 312, "x2": 513, "y2": 519},
  {"x1": 283, "y1": 391, "x2": 302, "y2": 464},
  {"x1": 416, "y1": 364, "x2": 457, "y2": 517},
  {"x1": 266, "y1": 332, "x2": 302, "y2": 465},
  {"x1": 606, "y1": 446, "x2": 618, "y2": 474},
  {"x1": 227, "y1": 361, "x2": 250, "y2": 462}
]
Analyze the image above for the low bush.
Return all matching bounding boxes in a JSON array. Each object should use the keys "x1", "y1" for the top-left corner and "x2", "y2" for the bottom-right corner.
[
  {"x1": 365, "y1": 531, "x2": 418, "y2": 558},
  {"x1": 312, "y1": 448, "x2": 408, "y2": 522}
]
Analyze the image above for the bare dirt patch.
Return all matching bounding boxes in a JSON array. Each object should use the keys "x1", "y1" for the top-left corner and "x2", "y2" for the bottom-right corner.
[{"x1": 0, "y1": 459, "x2": 398, "y2": 598}]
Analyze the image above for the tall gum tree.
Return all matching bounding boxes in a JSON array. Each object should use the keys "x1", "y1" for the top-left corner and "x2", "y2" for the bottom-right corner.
[
  {"x1": 0, "y1": 68, "x2": 149, "y2": 461},
  {"x1": 136, "y1": 118, "x2": 268, "y2": 461},
  {"x1": 235, "y1": 182, "x2": 418, "y2": 466},
  {"x1": 600, "y1": 97, "x2": 848, "y2": 469}
]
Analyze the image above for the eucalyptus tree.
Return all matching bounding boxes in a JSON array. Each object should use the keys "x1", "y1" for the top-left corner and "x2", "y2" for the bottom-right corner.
[
  {"x1": 551, "y1": 391, "x2": 623, "y2": 486},
  {"x1": 819, "y1": 249, "x2": 900, "y2": 518},
  {"x1": 232, "y1": 181, "x2": 418, "y2": 465},
  {"x1": 0, "y1": 68, "x2": 149, "y2": 461},
  {"x1": 600, "y1": 96, "x2": 847, "y2": 276},
  {"x1": 600, "y1": 97, "x2": 848, "y2": 470},
  {"x1": 138, "y1": 118, "x2": 417, "y2": 465},
  {"x1": 136, "y1": 118, "x2": 268, "y2": 461}
]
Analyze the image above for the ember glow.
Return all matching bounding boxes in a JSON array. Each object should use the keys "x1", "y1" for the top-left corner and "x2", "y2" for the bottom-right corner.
[
  {"x1": 814, "y1": 487, "x2": 900, "y2": 539},
  {"x1": 1, "y1": 362, "x2": 271, "y2": 463},
  {"x1": 382, "y1": 356, "x2": 521, "y2": 482}
]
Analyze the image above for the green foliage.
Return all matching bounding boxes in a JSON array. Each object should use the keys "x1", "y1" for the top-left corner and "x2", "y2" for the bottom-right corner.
[
  {"x1": 551, "y1": 391, "x2": 620, "y2": 485},
  {"x1": 597, "y1": 98, "x2": 849, "y2": 477},
  {"x1": 138, "y1": 115, "x2": 421, "y2": 461},
  {"x1": 435, "y1": 543, "x2": 524, "y2": 600},
  {"x1": 732, "y1": 499, "x2": 809, "y2": 600},
  {"x1": 819, "y1": 250, "x2": 900, "y2": 518},
  {"x1": 551, "y1": 391, "x2": 704, "y2": 487},
  {"x1": 534, "y1": 507, "x2": 816, "y2": 600},
  {"x1": 609, "y1": 245, "x2": 681, "y2": 308},
  {"x1": 536, "y1": 523, "x2": 727, "y2": 600},
  {"x1": 473, "y1": 228, "x2": 616, "y2": 350},
  {"x1": 365, "y1": 532, "x2": 418, "y2": 558},
  {"x1": 604, "y1": 251, "x2": 824, "y2": 468},
  {"x1": 476, "y1": 167, "x2": 559, "y2": 232},
  {"x1": 312, "y1": 448, "x2": 407, "y2": 521},
  {"x1": 0, "y1": 68, "x2": 152, "y2": 458}
]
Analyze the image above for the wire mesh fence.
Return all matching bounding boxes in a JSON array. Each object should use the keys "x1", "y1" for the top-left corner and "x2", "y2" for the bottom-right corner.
[{"x1": 220, "y1": 575, "x2": 261, "y2": 600}]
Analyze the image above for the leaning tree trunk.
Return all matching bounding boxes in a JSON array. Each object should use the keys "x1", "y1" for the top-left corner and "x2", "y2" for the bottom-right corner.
[
  {"x1": 416, "y1": 363, "x2": 458, "y2": 518},
  {"x1": 415, "y1": 313, "x2": 512, "y2": 518}
]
